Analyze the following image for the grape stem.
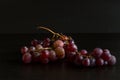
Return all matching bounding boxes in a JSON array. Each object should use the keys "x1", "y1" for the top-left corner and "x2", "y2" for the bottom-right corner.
[
  {"x1": 37, "y1": 26, "x2": 69, "y2": 40},
  {"x1": 37, "y1": 26, "x2": 63, "y2": 38},
  {"x1": 77, "y1": 52, "x2": 93, "y2": 58},
  {"x1": 34, "y1": 47, "x2": 52, "y2": 52}
]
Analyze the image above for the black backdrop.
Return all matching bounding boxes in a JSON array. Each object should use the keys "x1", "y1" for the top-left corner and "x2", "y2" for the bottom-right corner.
[{"x1": 0, "y1": 0, "x2": 120, "y2": 33}]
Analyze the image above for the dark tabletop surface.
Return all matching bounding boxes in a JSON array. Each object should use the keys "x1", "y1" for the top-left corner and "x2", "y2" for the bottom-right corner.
[{"x1": 0, "y1": 33, "x2": 120, "y2": 80}]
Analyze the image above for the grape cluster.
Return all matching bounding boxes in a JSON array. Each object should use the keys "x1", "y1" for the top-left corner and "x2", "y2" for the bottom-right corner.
[
  {"x1": 20, "y1": 27, "x2": 116, "y2": 67},
  {"x1": 67, "y1": 48, "x2": 116, "y2": 67},
  {"x1": 21, "y1": 38, "x2": 65, "y2": 64}
]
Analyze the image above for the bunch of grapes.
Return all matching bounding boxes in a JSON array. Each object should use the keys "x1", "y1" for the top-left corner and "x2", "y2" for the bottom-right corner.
[
  {"x1": 21, "y1": 38, "x2": 66, "y2": 64},
  {"x1": 67, "y1": 48, "x2": 116, "y2": 67},
  {"x1": 20, "y1": 27, "x2": 116, "y2": 67}
]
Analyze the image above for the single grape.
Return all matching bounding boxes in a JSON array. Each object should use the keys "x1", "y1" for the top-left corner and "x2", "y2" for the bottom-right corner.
[
  {"x1": 31, "y1": 39, "x2": 39, "y2": 46},
  {"x1": 42, "y1": 38, "x2": 51, "y2": 47},
  {"x1": 66, "y1": 52, "x2": 76, "y2": 63},
  {"x1": 63, "y1": 44, "x2": 69, "y2": 53},
  {"x1": 21, "y1": 46, "x2": 28, "y2": 54},
  {"x1": 22, "y1": 52, "x2": 32, "y2": 63},
  {"x1": 32, "y1": 52, "x2": 40, "y2": 57},
  {"x1": 49, "y1": 50, "x2": 57, "y2": 61},
  {"x1": 54, "y1": 47, "x2": 65, "y2": 59},
  {"x1": 40, "y1": 58, "x2": 49, "y2": 64},
  {"x1": 44, "y1": 38, "x2": 51, "y2": 42},
  {"x1": 68, "y1": 39, "x2": 75, "y2": 44},
  {"x1": 65, "y1": 43, "x2": 78, "y2": 53},
  {"x1": 38, "y1": 40, "x2": 43, "y2": 45},
  {"x1": 40, "y1": 50, "x2": 49, "y2": 59},
  {"x1": 29, "y1": 46, "x2": 36, "y2": 52},
  {"x1": 82, "y1": 57, "x2": 90, "y2": 67},
  {"x1": 103, "y1": 49, "x2": 110, "y2": 53},
  {"x1": 80, "y1": 49, "x2": 88, "y2": 55},
  {"x1": 32, "y1": 52, "x2": 40, "y2": 62},
  {"x1": 92, "y1": 48, "x2": 103, "y2": 58},
  {"x1": 96, "y1": 58, "x2": 104, "y2": 66},
  {"x1": 101, "y1": 51, "x2": 111, "y2": 61},
  {"x1": 53, "y1": 40, "x2": 64, "y2": 48},
  {"x1": 108, "y1": 55, "x2": 116, "y2": 65},
  {"x1": 104, "y1": 61, "x2": 108, "y2": 66},
  {"x1": 36, "y1": 44, "x2": 43, "y2": 50},
  {"x1": 90, "y1": 58, "x2": 96, "y2": 67},
  {"x1": 43, "y1": 42, "x2": 50, "y2": 47},
  {"x1": 40, "y1": 50, "x2": 49, "y2": 64},
  {"x1": 74, "y1": 54, "x2": 83, "y2": 66}
]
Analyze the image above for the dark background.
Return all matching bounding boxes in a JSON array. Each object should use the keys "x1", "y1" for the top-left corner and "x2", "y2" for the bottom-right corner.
[
  {"x1": 0, "y1": 0, "x2": 120, "y2": 33},
  {"x1": 0, "y1": 1, "x2": 120, "y2": 80}
]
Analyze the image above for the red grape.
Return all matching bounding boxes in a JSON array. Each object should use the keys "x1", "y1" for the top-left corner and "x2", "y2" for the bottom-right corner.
[
  {"x1": 49, "y1": 50, "x2": 57, "y2": 61},
  {"x1": 42, "y1": 38, "x2": 51, "y2": 47},
  {"x1": 68, "y1": 39, "x2": 75, "y2": 44},
  {"x1": 96, "y1": 58, "x2": 104, "y2": 66},
  {"x1": 40, "y1": 58, "x2": 49, "y2": 64},
  {"x1": 32, "y1": 52, "x2": 40, "y2": 62},
  {"x1": 21, "y1": 46, "x2": 28, "y2": 54},
  {"x1": 40, "y1": 50, "x2": 49, "y2": 64},
  {"x1": 101, "y1": 51, "x2": 111, "y2": 61},
  {"x1": 90, "y1": 58, "x2": 96, "y2": 67},
  {"x1": 104, "y1": 61, "x2": 108, "y2": 66},
  {"x1": 66, "y1": 52, "x2": 76, "y2": 63},
  {"x1": 43, "y1": 42, "x2": 50, "y2": 47},
  {"x1": 36, "y1": 44, "x2": 43, "y2": 50},
  {"x1": 65, "y1": 43, "x2": 78, "y2": 53},
  {"x1": 108, "y1": 55, "x2": 116, "y2": 65},
  {"x1": 92, "y1": 48, "x2": 103, "y2": 58},
  {"x1": 74, "y1": 54, "x2": 83, "y2": 66},
  {"x1": 103, "y1": 49, "x2": 110, "y2": 53},
  {"x1": 31, "y1": 39, "x2": 39, "y2": 46},
  {"x1": 82, "y1": 57, "x2": 90, "y2": 67},
  {"x1": 40, "y1": 50, "x2": 49, "y2": 59},
  {"x1": 22, "y1": 52, "x2": 32, "y2": 63},
  {"x1": 53, "y1": 40, "x2": 64, "y2": 48},
  {"x1": 29, "y1": 46, "x2": 36, "y2": 52},
  {"x1": 44, "y1": 38, "x2": 51, "y2": 42},
  {"x1": 55, "y1": 47, "x2": 65, "y2": 59},
  {"x1": 80, "y1": 49, "x2": 88, "y2": 55}
]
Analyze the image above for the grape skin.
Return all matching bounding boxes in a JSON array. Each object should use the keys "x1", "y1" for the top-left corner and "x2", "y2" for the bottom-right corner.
[
  {"x1": 32, "y1": 52, "x2": 40, "y2": 62},
  {"x1": 65, "y1": 43, "x2": 78, "y2": 53},
  {"x1": 21, "y1": 46, "x2": 28, "y2": 54},
  {"x1": 29, "y1": 46, "x2": 36, "y2": 52},
  {"x1": 31, "y1": 39, "x2": 39, "y2": 46},
  {"x1": 39, "y1": 50, "x2": 49, "y2": 64},
  {"x1": 103, "y1": 49, "x2": 110, "y2": 53},
  {"x1": 108, "y1": 55, "x2": 116, "y2": 65},
  {"x1": 92, "y1": 48, "x2": 103, "y2": 58},
  {"x1": 101, "y1": 51, "x2": 111, "y2": 61},
  {"x1": 36, "y1": 44, "x2": 43, "y2": 50},
  {"x1": 22, "y1": 52, "x2": 32, "y2": 63},
  {"x1": 96, "y1": 58, "x2": 104, "y2": 66},
  {"x1": 90, "y1": 58, "x2": 96, "y2": 67},
  {"x1": 66, "y1": 52, "x2": 76, "y2": 63},
  {"x1": 55, "y1": 47, "x2": 65, "y2": 59},
  {"x1": 49, "y1": 50, "x2": 57, "y2": 61},
  {"x1": 40, "y1": 50, "x2": 49, "y2": 59},
  {"x1": 74, "y1": 54, "x2": 83, "y2": 66},
  {"x1": 53, "y1": 40, "x2": 64, "y2": 48},
  {"x1": 80, "y1": 49, "x2": 88, "y2": 55},
  {"x1": 82, "y1": 58, "x2": 90, "y2": 67}
]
